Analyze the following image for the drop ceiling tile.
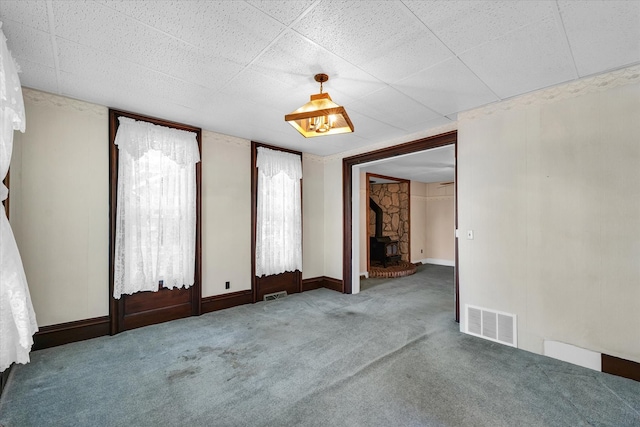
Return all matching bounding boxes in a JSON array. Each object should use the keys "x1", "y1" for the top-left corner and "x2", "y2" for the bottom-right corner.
[
  {"x1": 0, "y1": 20, "x2": 55, "y2": 68},
  {"x1": 13, "y1": 58, "x2": 58, "y2": 94},
  {"x1": 219, "y1": 68, "x2": 299, "y2": 112},
  {"x1": 341, "y1": 110, "x2": 407, "y2": 142},
  {"x1": 57, "y1": 40, "x2": 211, "y2": 112},
  {"x1": 246, "y1": 0, "x2": 316, "y2": 26},
  {"x1": 394, "y1": 57, "x2": 499, "y2": 116},
  {"x1": 348, "y1": 87, "x2": 442, "y2": 132},
  {"x1": 53, "y1": 2, "x2": 243, "y2": 91},
  {"x1": 404, "y1": 0, "x2": 557, "y2": 55},
  {"x1": 249, "y1": 31, "x2": 384, "y2": 101},
  {"x1": 96, "y1": 0, "x2": 286, "y2": 65},
  {"x1": 0, "y1": 0, "x2": 50, "y2": 32},
  {"x1": 293, "y1": 1, "x2": 452, "y2": 81},
  {"x1": 559, "y1": 0, "x2": 640, "y2": 76},
  {"x1": 460, "y1": 17, "x2": 578, "y2": 99}
]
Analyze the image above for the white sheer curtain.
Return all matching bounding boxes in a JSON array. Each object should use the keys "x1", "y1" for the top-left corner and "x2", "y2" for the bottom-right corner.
[
  {"x1": 255, "y1": 147, "x2": 302, "y2": 277},
  {"x1": 0, "y1": 24, "x2": 38, "y2": 372},
  {"x1": 113, "y1": 117, "x2": 200, "y2": 299}
]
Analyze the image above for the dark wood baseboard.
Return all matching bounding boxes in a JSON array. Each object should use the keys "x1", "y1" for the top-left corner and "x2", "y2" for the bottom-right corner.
[
  {"x1": 201, "y1": 290, "x2": 253, "y2": 314},
  {"x1": 302, "y1": 276, "x2": 343, "y2": 293},
  {"x1": 32, "y1": 316, "x2": 110, "y2": 351},
  {"x1": 28, "y1": 277, "x2": 339, "y2": 353},
  {"x1": 602, "y1": 354, "x2": 640, "y2": 382},
  {"x1": 1, "y1": 364, "x2": 11, "y2": 399}
]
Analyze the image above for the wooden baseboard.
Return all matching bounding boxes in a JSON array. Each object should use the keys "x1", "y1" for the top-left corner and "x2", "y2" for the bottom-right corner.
[
  {"x1": 201, "y1": 290, "x2": 253, "y2": 314},
  {"x1": 302, "y1": 276, "x2": 343, "y2": 293},
  {"x1": 29, "y1": 279, "x2": 343, "y2": 353},
  {"x1": 32, "y1": 316, "x2": 110, "y2": 351},
  {"x1": 602, "y1": 354, "x2": 640, "y2": 382}
]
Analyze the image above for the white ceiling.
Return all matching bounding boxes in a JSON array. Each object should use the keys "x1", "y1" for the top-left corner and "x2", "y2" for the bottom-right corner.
[
  {"x1": 1, "y1": 0, "x2": 639, "y2": 161},
  {"x1": 362, "y1": 145, "x2": 456, "y2": 184}
]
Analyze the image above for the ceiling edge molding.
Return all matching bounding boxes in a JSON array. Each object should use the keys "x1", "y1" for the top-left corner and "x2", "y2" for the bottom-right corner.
[
  {"x1": 460, "y1": 64, "x2": 640, "y2": 121},
  {"x1": 324, "y1": 122, "x2": 458, "y2": 164},
  {"x1": 22, "y1": 87, "x2": 107, "y2": 116},
  {"x1": 202, "y1": 130, "x2": 250, "y2": 148},
  {"x1": 302, "y1": 152, "x2": 324, "y2": 164}
]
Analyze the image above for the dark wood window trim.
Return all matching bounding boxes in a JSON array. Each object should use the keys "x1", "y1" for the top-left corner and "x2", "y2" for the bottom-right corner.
[
  {"x1": 251, "y1": 141, "x2": 303, "y2": 303},
  {"x1": 343, "y1": 130, "x2": 459, "y2": 321},
  {"x1": 109, "y1": 109, "x2": 202, "y2": 334},
  {"x1": 2, "y1": 171, "x2": 8, "y2": 218}
]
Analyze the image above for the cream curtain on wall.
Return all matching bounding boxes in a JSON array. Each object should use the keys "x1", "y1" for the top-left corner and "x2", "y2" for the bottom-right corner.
[
  {"x1": 0, "y1": 24, "x2": 38, "y2": 372},
  {"x1": 255, "y1": 147, "x2": 302, "y2": 277},
  {"x1": 113, "y1": 117, "x2": 200, "y2": 299}
]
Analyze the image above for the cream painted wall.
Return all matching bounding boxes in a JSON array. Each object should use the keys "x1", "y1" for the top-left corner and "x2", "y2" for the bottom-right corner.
[
  {"x1": 323, "y1": 158, "x2": 343, "y2": 280},
  {"x1": 410, "y1": 182, "x2": 428, "y2": 263},
  {"x1": 424, "y1": 183, "x2": 454, "y2": 263},
  {"x1": 457, "y1": 71, "x2": 640, "y2": 363},
  {"x1": 302, "y1": 154, "x2": 325, "y2": 280},
  {"x1": 10, "y1": 90, "x2": 109, "y2": 327},
  {"x1": 410, "y1": 181, "x2": 454, "y2": 264},
  {"x1": 201, "y1": 132, "x2": 251, "y2": 296}
]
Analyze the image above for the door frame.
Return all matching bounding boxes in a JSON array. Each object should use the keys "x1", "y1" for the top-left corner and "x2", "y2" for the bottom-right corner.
[{"x1": 342, "y1": 130, "x2": 459, "y2": 321}]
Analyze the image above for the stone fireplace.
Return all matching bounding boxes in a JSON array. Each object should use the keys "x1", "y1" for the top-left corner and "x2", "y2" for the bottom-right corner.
[{"x1": 368, "y1": 180, "x2": 409, "y2": 262}]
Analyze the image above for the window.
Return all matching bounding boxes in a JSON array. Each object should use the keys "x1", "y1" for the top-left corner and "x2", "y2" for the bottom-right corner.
[
  {"x1": 113, "y1": 117, "x2": 200, "y2": 299},
  {"x1": 255, "y1": 146, "x2": 302, "y2": 277}
]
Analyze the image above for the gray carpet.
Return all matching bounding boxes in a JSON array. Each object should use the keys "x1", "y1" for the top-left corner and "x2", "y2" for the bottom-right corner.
[{"x1": 1, "y1": 264, "x2": 639, "y2": 426}]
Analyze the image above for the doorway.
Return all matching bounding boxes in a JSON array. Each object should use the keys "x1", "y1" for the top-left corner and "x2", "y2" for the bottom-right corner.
[{"x1": 342, "y1": 131, "x2": 459, "y2": 321}]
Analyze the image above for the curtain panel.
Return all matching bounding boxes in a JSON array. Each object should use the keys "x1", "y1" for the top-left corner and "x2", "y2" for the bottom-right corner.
[
  {"x1": 255, "y1": 147, "x2": 302, "y2": 277},
  {"x1": 113, "y1": 117, "x2": 200, "y2": 299},
  {"x1": 0, "y1": 25, "x2": 38, "y2": 372}
]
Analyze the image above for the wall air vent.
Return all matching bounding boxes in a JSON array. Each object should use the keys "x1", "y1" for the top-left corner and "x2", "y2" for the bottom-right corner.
[
  {"x1": 466, "y1": 304, "x2": 517, "y2": 348},
  {"x1": 264, "y1": 291, "x2": 287, "y2": 301}
]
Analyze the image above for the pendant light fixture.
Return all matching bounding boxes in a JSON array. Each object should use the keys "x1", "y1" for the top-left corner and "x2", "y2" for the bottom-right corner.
[{"x1": 285, "y1": 73, "x2": 354, "y2": 138}]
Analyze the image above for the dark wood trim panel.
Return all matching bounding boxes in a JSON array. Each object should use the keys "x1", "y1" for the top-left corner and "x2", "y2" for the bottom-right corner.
[
  {"x1": 0, "y1": 364, "x2": 11, "y2": 400},
  {"x1": 201, "y1": 290, "x2": 254, "y2": 314},
  {"x1": 31, "y1": 316, "x2": 110, "y2": 351},
  {"x1": 2, "y1": 169, "x2": 8, "y2": 218},
  {"x1": 109, "y1": 109, "x2": 202, "y2": 334},
  {"x1": 302, "y1": 277, "x2": 324, "y2": 291},
  {"x1": 342, "y1": 131, "x2": 458, "y2": 312},
  {"x1": 602, "y1": 354, "x2": 640, "y2": 382},
  {"x1": 302, "y1": 276, "x2": 343, "y2": 293},
  {"x1": 251, "y1": 141, "x2": 303, "y2": 303},
  {"x1": 321, "y1": 276, "x2": 343, "y2": 292}
]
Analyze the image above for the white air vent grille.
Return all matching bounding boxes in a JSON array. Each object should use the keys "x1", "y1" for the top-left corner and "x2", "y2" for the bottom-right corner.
[
  {"x1": 264, "y1": 291, "x2": 287, "y2": 301},
  {"x1": 466, "y1": 304, "x2": 517, "y2": 348}
]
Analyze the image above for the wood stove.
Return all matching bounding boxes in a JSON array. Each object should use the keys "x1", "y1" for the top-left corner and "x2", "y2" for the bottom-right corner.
[
  {"x1": 369, "y1": 197, "x2": 401, "y2": 267},
  {"x1": 370, "y1": 236, "x2": 401, "y2": 267}
]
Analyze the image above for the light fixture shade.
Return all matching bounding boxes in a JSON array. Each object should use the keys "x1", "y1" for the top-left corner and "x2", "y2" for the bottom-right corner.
[{"x1": 285, "y1": 92, "x2": 354, "y2": 138}]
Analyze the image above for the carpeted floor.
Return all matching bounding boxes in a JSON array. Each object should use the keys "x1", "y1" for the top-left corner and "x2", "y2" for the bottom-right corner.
[{"x1": 1, "y1": 264, "x2": 639, "y2": 426}]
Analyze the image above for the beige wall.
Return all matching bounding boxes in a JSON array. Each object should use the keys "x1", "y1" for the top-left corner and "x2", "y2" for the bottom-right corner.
[
  {"x1": 410, "y1": 182, "x2": 428, "y2": 263},
  {"x1": 10, "y1": 90, "x2": 109, "y2": 326},
  {"x1": 201, "y1": 132, "x2": 251, "y2": 296},
  {"x1": 302, "y1": 154, "x2": 325, "y2": 280},
  {"x1": 457, "y1": 71, "x2": 640, "y2": 363},
  {"x1": 424, "y1": 182, "x2": 455, "y2": 264},
  {"x1": 323, "y1": 157, "x2": 343, "y2": 280}
]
